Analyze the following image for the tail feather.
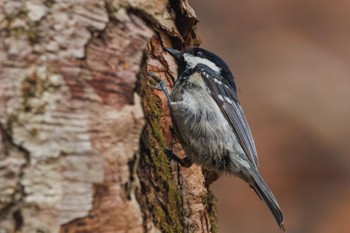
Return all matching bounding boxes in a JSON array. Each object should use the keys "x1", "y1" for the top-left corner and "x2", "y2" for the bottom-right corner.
[{"x1": 250, "y1": 169, "x2": 285, "y2": 231}]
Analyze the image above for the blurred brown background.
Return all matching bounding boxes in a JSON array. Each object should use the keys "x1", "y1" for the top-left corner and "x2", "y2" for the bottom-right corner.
[{"x1": 189, "y1": 0, "x2": 350, "y2": 232}]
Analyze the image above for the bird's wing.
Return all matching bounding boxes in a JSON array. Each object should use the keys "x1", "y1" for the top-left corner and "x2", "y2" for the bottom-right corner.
[{"x1": 196, "y1": 65, "x2": 259, "y2": 168}]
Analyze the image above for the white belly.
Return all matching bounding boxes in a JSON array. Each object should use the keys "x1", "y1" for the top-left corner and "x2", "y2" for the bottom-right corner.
[{"x1": 170, "y1": 88, "x2": 246, "y2": 170}]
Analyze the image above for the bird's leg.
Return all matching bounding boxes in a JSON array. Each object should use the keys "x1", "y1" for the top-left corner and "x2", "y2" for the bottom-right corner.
[
  {"x1": 147, "y1": 72, "x2": 192, "y2": 168},
  {"x1": 147, "y1": 72, "x2": 172, "y2": 107},
  {"x1": 163, "y1": 147, "x2": 193, "y2": 168}
]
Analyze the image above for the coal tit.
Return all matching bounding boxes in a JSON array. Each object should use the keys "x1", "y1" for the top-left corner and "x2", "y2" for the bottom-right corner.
[{"x1": 150, "y1": 47, "x2": 284, "y2": 230}]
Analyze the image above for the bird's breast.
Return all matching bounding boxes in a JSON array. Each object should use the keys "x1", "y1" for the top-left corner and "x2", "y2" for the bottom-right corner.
[{"x1": 170, "y1": 82, "x2": 238, "y2": 163}]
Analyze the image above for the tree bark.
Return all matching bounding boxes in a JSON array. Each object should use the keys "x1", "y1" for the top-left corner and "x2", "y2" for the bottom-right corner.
[{"x1": 0, "y1": 0, "x2": 217, "y2": 232}]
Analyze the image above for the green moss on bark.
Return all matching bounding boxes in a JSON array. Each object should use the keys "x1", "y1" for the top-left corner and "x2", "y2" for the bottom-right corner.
[
  {"x1": 137, "y1": 70, "x2": 184, "y2": 233},
  {"x1": 206, "y1": 189, "x2": 218, "y2": 233}
]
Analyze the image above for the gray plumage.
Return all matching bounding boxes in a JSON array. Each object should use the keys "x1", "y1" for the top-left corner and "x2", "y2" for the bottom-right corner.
[{"x1": 155, "y1": 47, "x2": 285, "y2": 230}]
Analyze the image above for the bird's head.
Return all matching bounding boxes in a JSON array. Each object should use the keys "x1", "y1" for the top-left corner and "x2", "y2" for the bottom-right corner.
[{"x1": 165, "y1": 47, "x2": 236, "y2": 89}]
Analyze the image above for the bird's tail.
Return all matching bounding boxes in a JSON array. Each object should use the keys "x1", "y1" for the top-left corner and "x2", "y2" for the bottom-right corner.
[{"x1": 250, "y1": 169, "x2": 285, "y2": 231}]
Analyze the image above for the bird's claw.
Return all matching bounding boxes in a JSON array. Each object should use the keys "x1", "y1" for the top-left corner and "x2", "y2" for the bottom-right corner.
[
  {"x1": 147, "y1": 72, "x2": 166, "y2": 91},
  {"x1": 163, "y1": 147, "x2": 193, "y2": 168}
]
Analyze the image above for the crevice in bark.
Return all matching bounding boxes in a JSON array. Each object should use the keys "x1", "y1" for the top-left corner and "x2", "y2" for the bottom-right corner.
[
  {"x1": 0, "y1": 123, "x2": 30, "y2": 230},
  {"x1": 168, "y1": 0, "x2": 200, "y2": 48},
  {"x1": 13, "y1": 210, "x2": 23, "y2": 231},
  {"x1": 126, "y1": 151, "x2": 141, "y2": 200}
]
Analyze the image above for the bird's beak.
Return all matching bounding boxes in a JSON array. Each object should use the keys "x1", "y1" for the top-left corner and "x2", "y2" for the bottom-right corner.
[{"x1": 165, "y1": 47, "x2": 183, "y2": 60}]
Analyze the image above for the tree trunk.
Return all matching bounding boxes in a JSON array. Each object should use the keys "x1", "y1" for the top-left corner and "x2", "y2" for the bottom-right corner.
[{"x1": 0, "y1": 0, "x2": 217, "y2": 232}]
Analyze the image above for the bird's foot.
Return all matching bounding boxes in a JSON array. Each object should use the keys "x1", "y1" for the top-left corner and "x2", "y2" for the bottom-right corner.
[
  {"x1": 163, "y1": 147, "x2": 193, "y2": 168},
  {"x1": 147, "y1": 72, "x2": 167, "y2": 91}
]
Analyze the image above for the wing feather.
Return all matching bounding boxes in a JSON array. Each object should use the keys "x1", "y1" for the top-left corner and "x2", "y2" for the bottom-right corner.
[{"x1": 197, "y1": 65, "x2": 259, "y2": 168}]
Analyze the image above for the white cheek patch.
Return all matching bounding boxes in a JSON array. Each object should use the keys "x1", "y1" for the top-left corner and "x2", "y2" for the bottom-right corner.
[{"x1": 184, "y1": 53, "x2": 221, "y2": 73}]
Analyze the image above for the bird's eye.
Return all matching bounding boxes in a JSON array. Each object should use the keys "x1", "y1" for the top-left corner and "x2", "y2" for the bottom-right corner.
[{"x1": 197, "y1": 51, "x2": 203, "y2": 56}]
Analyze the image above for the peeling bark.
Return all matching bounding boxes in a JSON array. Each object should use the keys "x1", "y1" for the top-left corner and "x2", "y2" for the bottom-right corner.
[{"x1": 0, "y1": 0, "x2": 217, "y2": 232}]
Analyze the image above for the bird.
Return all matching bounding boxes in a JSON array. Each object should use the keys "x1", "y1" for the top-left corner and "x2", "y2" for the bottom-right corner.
[{"x1": 149, "y1": 47, "x2": 285, "y2": 230}]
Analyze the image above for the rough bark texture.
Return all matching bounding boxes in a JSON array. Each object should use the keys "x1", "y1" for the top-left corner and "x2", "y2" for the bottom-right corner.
[{"x1": 0, "y1": 0, "x2": 217, "y2": 232}]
